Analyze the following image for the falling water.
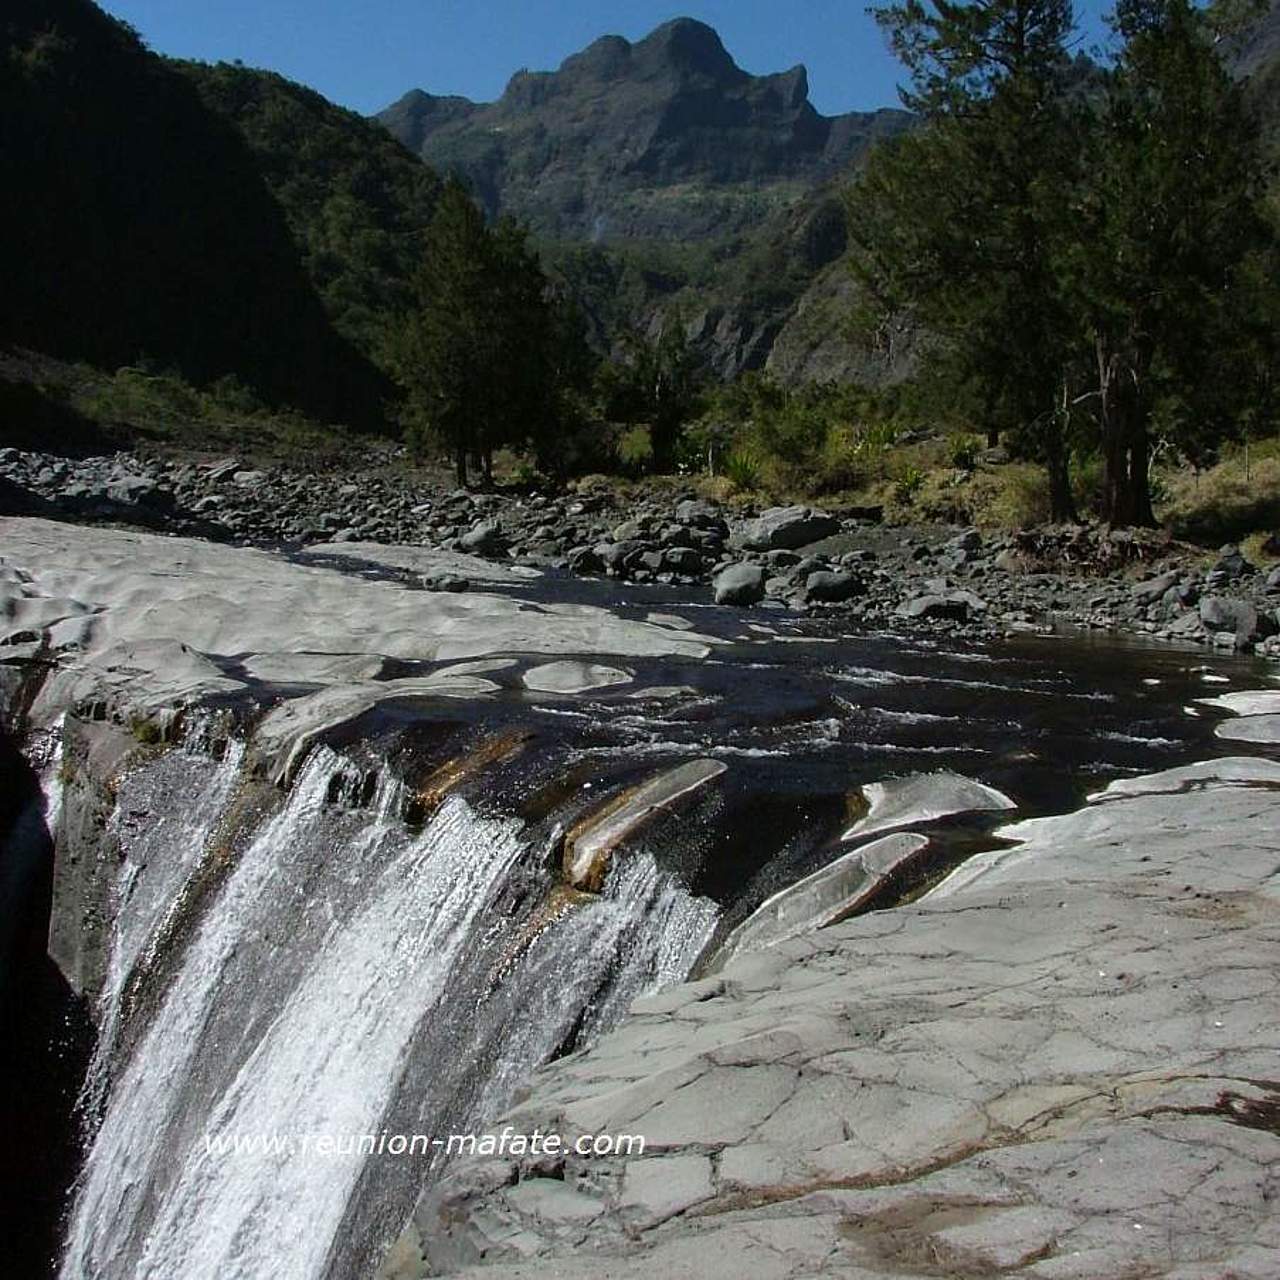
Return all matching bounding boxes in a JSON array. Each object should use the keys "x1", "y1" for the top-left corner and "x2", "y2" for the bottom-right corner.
[{"x1": 59, "y1": 741, "x2": 718, "y2": 1280}]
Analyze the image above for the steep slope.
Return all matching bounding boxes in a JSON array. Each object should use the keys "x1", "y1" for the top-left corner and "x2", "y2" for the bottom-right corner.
[
  {"x1": 379, "y1": 17, "x2": 910, "y2": 244},
  {"x1": 1231, "y1": 0, "x2": 1280, "y2": 156},
  {"x1": 175, "y1": 61, "x2": 441, "y2": 363},
  {"x1": 0, "y1": 0, "x2": 387, "y2": 426}
]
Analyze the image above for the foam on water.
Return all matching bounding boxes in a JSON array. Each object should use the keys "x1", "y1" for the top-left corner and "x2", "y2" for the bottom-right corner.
[{"x1": 60, "y1": 741, "x2": 719, "y2": 1280}]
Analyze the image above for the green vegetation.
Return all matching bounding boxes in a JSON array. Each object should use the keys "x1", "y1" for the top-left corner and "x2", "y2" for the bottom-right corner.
[
  {"x1": 176, "y1": 60, "x2": 441, "y2": 365},
  {"x1": 845, "y1": 0, "x2": 1277, "y2": 528},
  {"x1": 0, "y1": 352, "x2": 367, "y2": 463},
  {"x1": 5, "y1": 0, "x2": 1279, "y2": 557},
  {"x1": 386, "y1": 180, "x2": 592, "y2": 485},
  {"x1": 0, "y1": 0, "x2": 386, "y2": 427}
]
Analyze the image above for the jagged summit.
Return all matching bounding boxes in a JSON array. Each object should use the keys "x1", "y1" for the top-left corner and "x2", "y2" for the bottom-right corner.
[
  {"x1": 631, "y1": 17, "x2": 743, "y2": 80},
  {"x1": 377, "y1": 16, "x2": 909, "y2": 242}
]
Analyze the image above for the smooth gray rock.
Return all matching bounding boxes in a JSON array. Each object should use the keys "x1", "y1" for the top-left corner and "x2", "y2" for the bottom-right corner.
[
  {"x1": 896, "y1": 593, "x2": 969, "y2": 621},
  {"x1": 842, "y1": 770, "x2": 1015, "y2": 842},
  {"x1": 521, "y1": 660, "x2": 632, "y2": 695},
  {"x1": 0, "y1": 519, "x2": 718, "y2": 741},
  {"x1": 1214, "y1": 713, "x2": 1280, "y2": 744},
  {"x1": 713, "y1": 563, "x2": 766, "y2": 606},
  {"x1": 737, "y1": 505, "x2": 839, "y2": 552},
  {"x1": 712, "y1": 832, "x2": 929, "y2": 965},
  {"x1": 406, "y1": 759, "x2": 1280, "y2": 1280}
]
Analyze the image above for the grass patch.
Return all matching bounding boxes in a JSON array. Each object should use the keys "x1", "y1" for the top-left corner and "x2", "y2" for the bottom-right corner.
[
  {"x1": 1160, "y1": 441, "x2": 1280, "y2": 547},
  {"x1": 1, "y1": 349, "x2": 382, "y2": 467}
]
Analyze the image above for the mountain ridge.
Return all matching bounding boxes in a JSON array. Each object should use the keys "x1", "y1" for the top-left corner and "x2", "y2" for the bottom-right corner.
[{"x1": 377, "y1": 17, "x2": 910, "y2": 243}]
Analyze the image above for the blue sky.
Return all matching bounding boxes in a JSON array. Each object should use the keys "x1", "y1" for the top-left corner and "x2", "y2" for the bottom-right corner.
[{"x1": 97, "y1": 1, "x2": 1114, "y2": 118}]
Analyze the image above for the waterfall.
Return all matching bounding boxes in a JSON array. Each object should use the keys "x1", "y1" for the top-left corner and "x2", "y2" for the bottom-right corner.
[{"x1": 59, "y1": 741, "x2": 718, "y2": 1280}]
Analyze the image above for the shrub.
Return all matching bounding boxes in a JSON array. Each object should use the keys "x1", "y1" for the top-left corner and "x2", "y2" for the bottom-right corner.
[
  {"x1": 949, "y1": 433, "x2": 981, "y2": 470},
  {"x1": 723, "y1": 447, "x2": 763, "y2": 492},
  {"x1": 893, "y1": 464, "x2": 926, "y2": 504},
  {"x1": 617, "y1": 425, "x2": 654, "y2": 475}
]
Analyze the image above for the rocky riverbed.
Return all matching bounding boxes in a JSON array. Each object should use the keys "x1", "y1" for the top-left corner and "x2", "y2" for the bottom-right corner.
[{"x1": 3, "y1": 446, "x2": 1279, "y2": 658}]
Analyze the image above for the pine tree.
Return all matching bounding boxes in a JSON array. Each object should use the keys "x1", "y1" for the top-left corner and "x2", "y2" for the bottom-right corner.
[
  {"x1": 388, "y1": 179, "x2": 565, "y2": 486},
  {"x1": 847, "y1": 0, "x2": 1082, "y2": 519},
  {"x1": 1065, "y1": 0, "x2": 1275, "y2": 525}
]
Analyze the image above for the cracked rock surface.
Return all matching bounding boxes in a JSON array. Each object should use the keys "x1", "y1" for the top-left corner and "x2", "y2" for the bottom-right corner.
[{"x1": 399, "y1": 757, "x2": 1280, "y2": 1279}]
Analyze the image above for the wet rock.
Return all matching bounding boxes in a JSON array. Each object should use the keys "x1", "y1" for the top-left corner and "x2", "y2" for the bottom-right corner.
[
  {"x1": 563, "y1": 759, "x2": 726, "y2": 890},
  {"x1": 842, "y1": 770, "x2": 1015, "y2": 842},
  {"x1": 713, "y1": 563, "x2": 766, "y2": 606},
  {"x1": 412, "y1": 760, "x2": 1280, "y2": 1280},
  {"x1": 712, "y1": 832, "x2": 929, "y2": 965}
]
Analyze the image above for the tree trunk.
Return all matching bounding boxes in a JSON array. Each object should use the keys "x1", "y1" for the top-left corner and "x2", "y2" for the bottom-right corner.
[
  {"x1": 1097, "y1": 339, "x2": 1155, "y2": 528},
  {"x1": 1044, "y1": 403, "x2": 1076, "y2": 523},
  {"x1": 1126, "y1": 421, "x2": 1155, "y2": 527},
  {"x1": 454, "y1": 447, "x2": 467, "y2": 488}
]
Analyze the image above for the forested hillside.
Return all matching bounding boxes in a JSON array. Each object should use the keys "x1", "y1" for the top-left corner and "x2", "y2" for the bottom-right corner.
[
  {"x1": 176, "y1": 61, "x2": 440, "y2": 364},
  {"x1": 0, "y1": 0, "x2": 387, "y2": 425}
]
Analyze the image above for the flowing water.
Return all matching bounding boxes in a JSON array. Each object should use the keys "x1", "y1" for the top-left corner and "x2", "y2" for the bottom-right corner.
[{"x1": 46, "y1": 584, "x2": 1277, "y2": 1280}]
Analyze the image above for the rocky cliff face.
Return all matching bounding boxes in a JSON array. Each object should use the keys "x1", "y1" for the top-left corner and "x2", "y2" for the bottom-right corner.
[{"x1": 378, "y1": 18, "x2": 910, "y2": 243}]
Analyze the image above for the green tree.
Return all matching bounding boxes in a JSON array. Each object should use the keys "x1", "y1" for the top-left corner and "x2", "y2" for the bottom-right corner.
[
  {"x1": 597, "y1": 323, "x2": 701, "y2": 472},
  {"x1": 847, "y1": 0, "x2": 1082, "y2": 519},
  {"x1": 388, "y1": 179, "x2": 563, "y2": 485},
  {"x1": 1064, "y1": 0, "x2": 1275, "y2": 524}
]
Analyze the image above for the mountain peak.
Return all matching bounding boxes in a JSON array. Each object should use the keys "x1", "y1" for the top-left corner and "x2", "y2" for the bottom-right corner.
[
  {"x1": 637, "y1": 18, "x2": 741, "y2": 79},
  {"x1": 379, "y1": 17, "x2": 913, "y2": 243}
]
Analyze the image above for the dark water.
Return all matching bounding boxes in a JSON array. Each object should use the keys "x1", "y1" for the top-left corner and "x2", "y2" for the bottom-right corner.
[{"x1": 332, "y1": 564, "x2": 1276, "y2": 930}]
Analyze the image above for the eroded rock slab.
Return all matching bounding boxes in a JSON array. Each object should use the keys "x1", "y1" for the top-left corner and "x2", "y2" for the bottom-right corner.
[
  {"x1": 711, "y1": 832, "x2": 929, "y2": 967},
  {"x1": 402, "y1": 760, "x2": 1280, "y2": 1280},
  {"x1": 563, "y1": 760, "x2": 728, "y2": 891},
  {"x1": 1215, "y1": 713, "x2": 1280, "y2": 744},
  {"x1": 841, "y1": 770, "x2": 1015, "y2": 842},
  {"x1": 0, "y1": 519, "x2": 717, "y2": 760},
  {"x1": 522, "y1": 661, "x2": 632, "y2": 695}
]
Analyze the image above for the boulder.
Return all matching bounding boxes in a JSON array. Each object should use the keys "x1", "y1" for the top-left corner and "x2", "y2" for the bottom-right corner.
[
  {"x1": 1131, "y1": 570, "x2": 1181, "y2": 606},
  {"x1": 802, "y1": 570, "x2": 865, "y2": 604},
  {"x1": 1213, "y1": 544, "x2": 1254, "y2": 579},
  {"x1": 712, "y1": 563, "x2": 766, "y2": 606},
  {"x1": 459, "y1": 520, "x2": 504, "y2": 554},
  {"x1": 662, "y1": 547, "x2": 702, "y2": 575},
  {"x1": 897, "y1": 589, "x2": 986, "y2": 622},
  {"x1": 737, "y1": 505, "x2": 839, "y2": 551},
  {"x1": 1199, "y1": 595, "x2": 1271, "y2": 644},
  {"x1": 674, "y1": 499, "x2": 727, "y2": 534}
]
